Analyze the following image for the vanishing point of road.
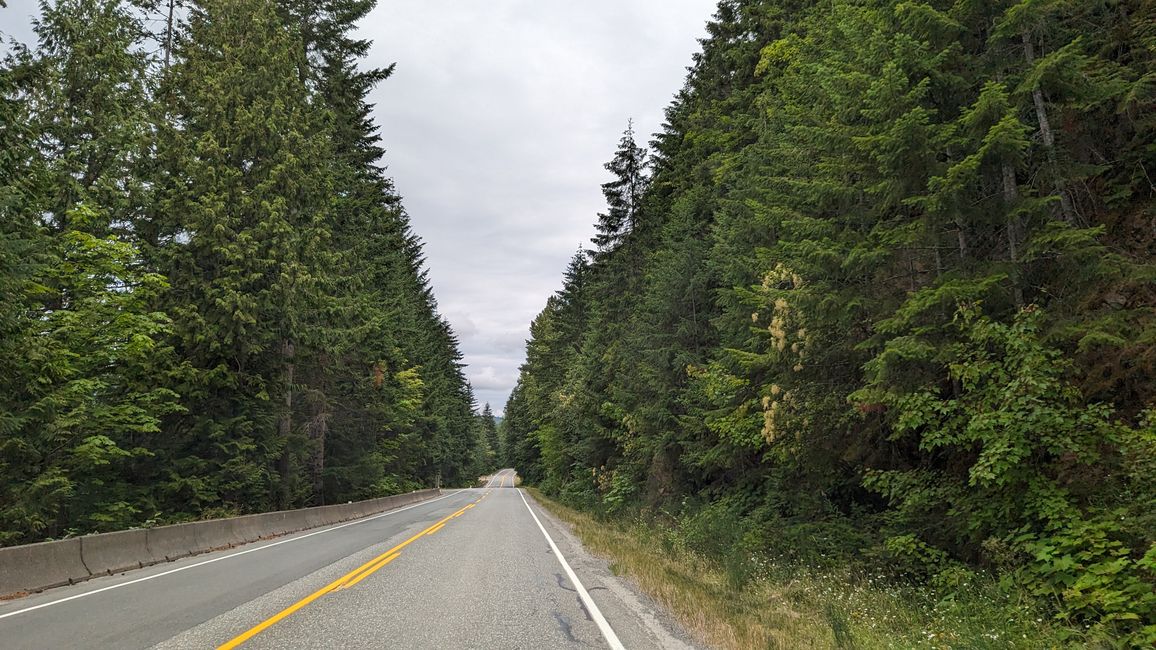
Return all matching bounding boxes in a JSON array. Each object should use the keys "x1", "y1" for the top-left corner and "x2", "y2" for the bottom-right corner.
[{"x1": 0, "y1": 470, "x2": 699, "y2": 649}]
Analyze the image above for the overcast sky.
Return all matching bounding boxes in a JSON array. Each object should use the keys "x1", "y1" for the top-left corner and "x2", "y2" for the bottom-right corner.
[{"x1": 1, "y1": 0, "x2": 718, "y2": 414}]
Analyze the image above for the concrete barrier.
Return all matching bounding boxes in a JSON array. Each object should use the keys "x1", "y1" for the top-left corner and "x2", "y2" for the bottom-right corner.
[
  {"x1": 231, "y1": 513, "x2": 265, "y2": 544},
  {"x1": 0, "y1": 537, "x2": 89, "y2": 596},
  {"x1": 281, "y1": 509, "x2": 311, "y2": 535},
  {"x1": 306, "y1": 505, "x2": 334, "y2": 528},
  {"x1": 275, "y1": 510, "x2": 302, "y2": 534},
  {"x1": 0, "y1": 488, "x2": 441, "y2": 598},
  {"x1": 216, "y1": 517, "x2": 249, "y2": 547},
  {"x1": 330, "y1": 503, "x2": 356, "y2": 524},
  {"x1": 145, "y1": 521, "x2": 201, "y2": 563},
  {"x1": 188, "y1": 517, "x2": 239, "y2": 552},
  {"x1": 80, "y1": 529, "x2": 148, "y2": 576}
]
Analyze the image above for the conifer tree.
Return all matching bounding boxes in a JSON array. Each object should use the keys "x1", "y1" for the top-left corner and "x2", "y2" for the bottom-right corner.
[
  {"x1": 276, "y1": 0, "x2": 478, "y2": 498},
  {"x1": 0, "y1": 35, "x2": 48, "y2": 543},
  {"x1": 480, "y1": 403, "x2": 500, "y2": 468},
  {"x1": 156, "y1": 0, "x2": 338, "y2": 512},
  {"x1": 0, "y1": 0, "x2": 479, "y2": 541},
  {"x1": 508, "y1": 0, "x2": 1156, "y2": 638},
  {"x1": 0, "y1": 0, "x2": 180, "y2": 541},
  {"x1": 591, "y1": 121, "x2": 649, "y2": 256}
]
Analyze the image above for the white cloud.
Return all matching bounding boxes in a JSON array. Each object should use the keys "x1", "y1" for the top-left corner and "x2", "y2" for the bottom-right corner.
[
  {"x1": 470, "y1": 366, "x2": 518, "y2": 393},
  {"x1": 366, "y1": 1, "x2": 715, "y2": 413}
]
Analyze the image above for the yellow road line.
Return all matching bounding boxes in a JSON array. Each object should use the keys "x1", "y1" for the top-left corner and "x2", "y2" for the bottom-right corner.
[
  {"x1": 426, "y1": 523, "x2": 446, "y2": 536},
  {"x1": 338, "y1": 553, "x2": 400, "y2": 590},
  {"x1": 217, "y1": 502, "x2": 473, "y2": 649},
  {"x1": 336, "y1": 550, "x2": 402, "y2": 590}
]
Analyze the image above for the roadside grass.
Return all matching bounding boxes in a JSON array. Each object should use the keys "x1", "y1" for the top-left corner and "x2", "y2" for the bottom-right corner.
[{"x1": 527, "y1": 488, "x2": 1078, "y2": 650}]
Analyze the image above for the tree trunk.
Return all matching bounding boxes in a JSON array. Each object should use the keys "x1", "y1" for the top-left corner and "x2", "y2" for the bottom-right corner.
[
  {"x1": 309, "y1": 357, "x2": 330, "y2": 506},
  {"x1": 312, "y1": 412, "x2": 326, "y2": 503},
  {"x1": 1022, "y1": 30, "x2": 1075, "y2": 224},
  {"x1": 934, "y1": 235, "x2": 944, "y2": 279},
  {"x1": 278, "y1": 338, "x2": 295, "y2": 509},
  {"x1": 955, "y1": 219, "x2": 969, "y2": 262},
  {"x1": 1002, "y1": 162, "x2": 1025, "y2": 308},
  {"x1": 164, "y1": 0, "x2": 175, "y2": 69}
]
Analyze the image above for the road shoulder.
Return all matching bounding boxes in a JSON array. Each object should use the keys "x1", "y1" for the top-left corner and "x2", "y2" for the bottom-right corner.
[{"x1": 520, "y1": 489, "x2": 705, "y2": 650}]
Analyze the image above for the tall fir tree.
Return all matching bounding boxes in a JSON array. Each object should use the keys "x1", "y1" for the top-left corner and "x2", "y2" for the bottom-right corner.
[
  {"x1": 507, "y1": 0, "x2": 1156, "y2": 639},
  {"x1": 0, "y1": 0, "x2": 181, "y2": 542},
  {"x1": 591, "y1": 121, "x2": 649, "y2": 256},
  {"x1": 479, "y1": 403, "x2": 500, "y2": 468},
  {"x1": 155, "y1": 0, "x2": 338, "y2": 513},
  {"x1": 0, "y1": 0, "x2": 480, "y2": 542}
]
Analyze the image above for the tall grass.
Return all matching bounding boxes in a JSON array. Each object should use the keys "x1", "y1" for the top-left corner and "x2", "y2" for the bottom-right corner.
[{"x1": 528, "y1": 489, "x2": 1094, "y2": 649}]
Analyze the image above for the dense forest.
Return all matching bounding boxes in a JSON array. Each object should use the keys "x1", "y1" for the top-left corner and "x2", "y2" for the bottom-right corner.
[
  {"x1": 0, "y1": 0, "x2": 483, "y2": 546},
  {"x1": 504, "y1": 0, "x2": 1156, "y2": 643}
]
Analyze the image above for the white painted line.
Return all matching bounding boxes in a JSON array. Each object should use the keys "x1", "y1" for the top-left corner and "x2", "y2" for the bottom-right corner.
[
  {"x1": 517, "y1": 488, "x2": 625, "y2": 650},
  {"x1": 0, "y1": 490, "x2": 467, "y2": 621}
]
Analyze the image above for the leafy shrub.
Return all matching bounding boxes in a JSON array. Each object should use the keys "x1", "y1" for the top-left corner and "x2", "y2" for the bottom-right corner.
[
  {"x1": 679, "y1": 498, "x2": 748, "y2": 559},
  {"x1": 865, "y1": 306, "x2": 1156, "y2": 642}
]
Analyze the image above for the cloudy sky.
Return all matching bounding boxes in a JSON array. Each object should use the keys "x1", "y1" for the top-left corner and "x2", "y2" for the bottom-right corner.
[{"x1": 1, "y1": 0, "x2": 718, "y2": 414}]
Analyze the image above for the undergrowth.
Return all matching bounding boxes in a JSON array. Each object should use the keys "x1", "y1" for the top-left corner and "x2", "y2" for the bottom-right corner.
[{"x1": 529, "y1": 488, "x2": 1110, "y2": 650}]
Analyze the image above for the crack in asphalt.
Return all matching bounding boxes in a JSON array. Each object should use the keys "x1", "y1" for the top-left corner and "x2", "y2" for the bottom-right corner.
[
  {"x1": 555, "y1": 572, "x2": 576, "y2": 592},
  {"x1": 576, "y1": 594, "x2": 594, "y2": 621},
  {"x1": 553, "y1": 611, "x2": 577, "y2": 642}
]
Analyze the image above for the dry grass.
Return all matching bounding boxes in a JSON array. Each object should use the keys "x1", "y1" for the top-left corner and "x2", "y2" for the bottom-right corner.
[
  {"x1": 530, "y1": 488, "x2": 836, "y2": 648},
  {"x1": 528, "y1": 489, "x2": 1073, "y2": 650}
]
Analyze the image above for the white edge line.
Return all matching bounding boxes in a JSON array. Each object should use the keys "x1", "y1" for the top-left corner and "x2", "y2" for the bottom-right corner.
[
  {"x1": 0, "y1": 490, "x2": 467, "y2": 621},
  {"x1": 517, "y1": 488, "x2": 625, "y2": 650}
]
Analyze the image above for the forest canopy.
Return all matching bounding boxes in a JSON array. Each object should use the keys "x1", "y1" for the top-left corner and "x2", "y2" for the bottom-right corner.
[
  {"x1": 0, "y1": 0, "x2": 480, "y2": 545},
  {"x1": 504, "y1": 0, "x2": 1156, "y2": 644}
]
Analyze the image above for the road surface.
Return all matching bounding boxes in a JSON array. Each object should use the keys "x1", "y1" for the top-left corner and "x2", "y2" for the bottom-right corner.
[{"x1": 0, "y1": 469, "x2": 699, "y2": 649}]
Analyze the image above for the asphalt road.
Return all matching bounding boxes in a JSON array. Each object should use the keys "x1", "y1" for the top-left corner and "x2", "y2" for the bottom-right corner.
[{"x1": 0, "y1": 469, "x2": 701, "y2": 649}]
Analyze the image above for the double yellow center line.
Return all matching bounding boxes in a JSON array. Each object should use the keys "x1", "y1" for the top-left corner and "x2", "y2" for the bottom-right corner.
[{"x1": 218, "y1": 493, "x2": 487, "y2": 649}]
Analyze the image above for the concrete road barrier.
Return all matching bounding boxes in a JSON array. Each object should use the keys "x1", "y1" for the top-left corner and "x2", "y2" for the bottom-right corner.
[
  {"x1": 0, "y1": 538, "x2": 89, "y2": 596},
  {"x1": 0, "y1": 488, "x2": 441, "y2": 599},
  {"x1": 145, "y1": 521, "x2": 202, "y2": 563},
  {"x1": 231, "y1": 513, "x2": 265, "y2": 545},
  {"x1": 312, "y1": 506, "x2": 330, "y2": 528},
  {"x1": 80, "y1": 529, "x2": 148, "y2": 576},
  {"x1": 332, "y1": 503, "x2": 357, "y2": 523},
  {"x1": 281, "y1": 509, "x2": 311, "y2": 536}
]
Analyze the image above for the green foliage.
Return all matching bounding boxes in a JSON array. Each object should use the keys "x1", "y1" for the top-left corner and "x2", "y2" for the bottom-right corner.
[
  {"x1": 464, "y1": 403, "x2": 502, "y2": 480},
  {"x1": 864, "y1": 305, "x2": 1155, "y2": 639},
  {"x1": 506, "y1": 0, "x2": 1156, "y2": 644},
  {"x1": 0, "y1": 0, "x2": 476, "y2": 544},
  {"x1": 0, "y1": 213, "x2": 182, "y2": 542},
  {"x1": 591, "y1": 121, "x2": 649, "y2": 255}
]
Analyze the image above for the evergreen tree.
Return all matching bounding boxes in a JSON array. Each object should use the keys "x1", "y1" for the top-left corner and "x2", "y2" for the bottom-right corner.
[
  {"x1": 279, "y1": 0, "x2": 478, "y2": 496},
  {"x1": 0, "y1": 0, "x2": 479, "y2": 540},
  {"x1": 480, "y1": 403, "x2": 500, "y2": 468},
  {"x1": 591, "y1": 121, "x2": 649, "y2": 256},
  {"x1": 507, "y1": 0, "x2": 1156, "y2": 639},
  {"x1": 0, "y1": 0, "x2": 180, "y2": 542},
  {"x1": 155, "y1": 0, "x2": 338, "y2": 513}
]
